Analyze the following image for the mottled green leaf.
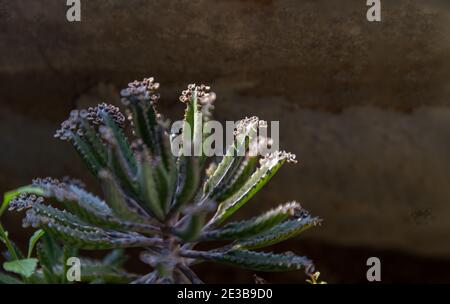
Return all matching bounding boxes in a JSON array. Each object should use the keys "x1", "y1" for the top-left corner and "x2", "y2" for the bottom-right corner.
[
  {"x1": 173, "y1": 156, "x2": 200, "y2": 210},
  {"x1": 216, "y1": 155, "x2": 259, "y2": 201},
  {"x1": 101, "y1": 112, "x2": 137, "y2": 175},
  {"x1": 202, "y1": 117, "x2": 259, "y2": 197},
  {"x1": 136, "y1": 152, "x2": 165, "y2": 221},
  {"x1": 72, "y1": 134, "x2": 104, "y2": 176},
  {"x1": 27, "y1": 229, "x2": 45, "y2": 258},
  {"x1": 25, "y1": 204, "x2": 161, "y2": 250},
  {"x1": 31, "y1": 180, "x2": 157, "y2": 234}
]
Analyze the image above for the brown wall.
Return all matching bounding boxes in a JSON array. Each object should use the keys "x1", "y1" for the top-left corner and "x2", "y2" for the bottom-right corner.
[{"x1": 1, "y1": 0, "x2": 450, "y2": 282}]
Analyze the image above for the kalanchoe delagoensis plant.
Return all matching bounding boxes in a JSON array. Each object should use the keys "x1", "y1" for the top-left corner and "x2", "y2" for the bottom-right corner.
[{"x1": 1, "y1": 77, "x2": 321, "y2": 284}]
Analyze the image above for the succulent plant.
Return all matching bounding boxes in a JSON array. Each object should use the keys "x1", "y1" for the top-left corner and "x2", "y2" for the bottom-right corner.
[{"x1": 2, "y1": 77, "x2": 321, "y2": 284}]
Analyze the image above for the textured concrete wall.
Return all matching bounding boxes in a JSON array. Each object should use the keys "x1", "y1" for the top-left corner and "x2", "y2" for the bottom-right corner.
[{"x1": 1, "y1": 0, "x2": 450, "y2": 267}]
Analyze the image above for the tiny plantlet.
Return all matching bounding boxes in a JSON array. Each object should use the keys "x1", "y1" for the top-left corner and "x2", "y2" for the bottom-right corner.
[{"x1": 0, "y1": 77, "x2": 321, "y2": 284}]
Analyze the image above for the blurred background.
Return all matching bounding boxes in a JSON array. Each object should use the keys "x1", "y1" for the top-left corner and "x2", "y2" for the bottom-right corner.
[{"x1": 1, "y1": 0, "x2": 450, "y2": 283}]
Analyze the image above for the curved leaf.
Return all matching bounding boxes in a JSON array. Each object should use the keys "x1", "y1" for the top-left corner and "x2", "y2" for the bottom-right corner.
[
  {"x1": 3, "y1": 258, "x2": 38, "y2": 278},
  {"x1": 202, "y1": 117, "x2": 259, "y2": 196},
  {"x1": 101, "y1": 112, "x2": 137, "y2": 175},
  {"x1": 199, "y1": 202, "x2": 301, "y2": 241},
  {"x1": 181, "y1": 249, "x2": 314, "y2": 272},
  {"x1": 210, "y1": 151, "x2": 297, "y2": 225},
  {"x1": 24, "y1": 204, "x2": 161, "y2": 250},
  {"x1": 136, "y1": 151, "x2": 165, "y2": 221},
  {"x1": 234, "y1": 215, "x2": 321, "y2": 250},
  {"x1": 30, "y1": 179, "x2": 158, "y2": 234},
  {"x1": 215, "y1": 155, "x2": 258, "y2": 201},
  {"x1": 72, "y1": 134, "x2": 104, "y2": 176}
]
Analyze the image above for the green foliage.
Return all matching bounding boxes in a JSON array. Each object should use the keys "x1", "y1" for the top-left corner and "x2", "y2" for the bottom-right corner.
[
  {"x1": 0, "y1": 186, "x2": 44, "y2": 217},
  {"x1": 3, "y1": 259, "x2": 38, "y2": 278},
  {"x1": 1, "y1": 77, "x2": 322, "y2": 284}
]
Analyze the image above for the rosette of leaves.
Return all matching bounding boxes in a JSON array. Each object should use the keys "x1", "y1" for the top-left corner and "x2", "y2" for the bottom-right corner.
[{"x1": 3, "y1": 77, "x2": 321, "y2": 284}]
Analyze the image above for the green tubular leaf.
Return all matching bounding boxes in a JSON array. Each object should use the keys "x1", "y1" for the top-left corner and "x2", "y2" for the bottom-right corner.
[
  {"x1": 173, "y1": 156, "x2": 201, "y2": 211},
  {"x1": 32, "y1": 178, "x2": 110, "y2": 217},
  {"x1": 26, "y1": 204, "x2": 161, "y2": 250},
  {"x1": 72, "y1": 134, "x2": 104, "y2": 176},
  {"x1": 99, "y1": 170, "x2": 150, "y2": 223},
  {"x1": 182, "y1": 95, "x2": 196, "y2": 146},
  {"x1": 101, "y1": 112, "x2": 137, "y2": 175},
  {"x1": 1, "y1": 186, "x2": 44, "y2": 217},
  {"x1": 3, "y1": 258, "x2": 38, "y2": 278},
  {"x1": 27, "y1": 229, "x2": 45, "y2": 258},
  {"x1": 202, "y1": 151, "x2": 238, "y2": 196},
  {"x1": 171, "y1": 91, "x2": 204, "y2": 210},
  {"x1": 82, "y1": 211, "x2": 159, "y2": 235},
  {"x1": 130, "y1": 102, "x2": 163, "y2": 158},
  {"x1": 0, "y1": 272, "x2": 24, "y2": 284},
  {"x1": 54, "y1": 184, "x2": 116, "y2": 226},
  {"x1": 136, "y1": 152, "x2": 165, "y2": 221},
  {"x1": 210, "y1": 151, "x2": 296, "y2": 226},
  {"x1": 146, "y1": 103, "x2": 159, "y2": 140},
  {"x1": 154, "y1": 131, "x2": 177, "y2": 215},
  {"x1": 173, "y1": 212, "x2": 206, "y2": 242},
  {"x1": 154, "y1": 165, "x2": 170, "y2": 214},
  {"x1": 193, "y1": 110, "x2": 203, "y2": 157},
  {"x1": 131, "y1": 104, "x2": 154, "y2": 149},
  {"x1": 234, "y1": 215, "x2": 321, "y2": 250},
  {"x1": 199, "y1": 202, "x2": 301, "y2": 241},
  {"x1": 107, "y1": 144, "x2": 138, "y2": 196},
  {"x1": 216, "y1": 155, "x2": 259, "y2": 201},
  {"x1": 160, "y1": 128, "x2": 177, "y2": 173},
  {"x1": 202, "y1": 117, "x2": 259, "y2": 196},
  {"x1": 181, "y1": 249, "x2": 314, "y2": 272}
]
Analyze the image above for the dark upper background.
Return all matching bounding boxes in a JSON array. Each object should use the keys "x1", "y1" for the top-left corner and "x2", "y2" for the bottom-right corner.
[{"x1": 1, "y1": 0, "x2": 450, "y2": 283}]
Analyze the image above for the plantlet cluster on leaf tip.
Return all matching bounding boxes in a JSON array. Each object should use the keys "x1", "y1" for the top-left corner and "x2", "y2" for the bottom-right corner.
[{"x1": 1, "y1": 77, "x2": 322, "y2": 284}]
